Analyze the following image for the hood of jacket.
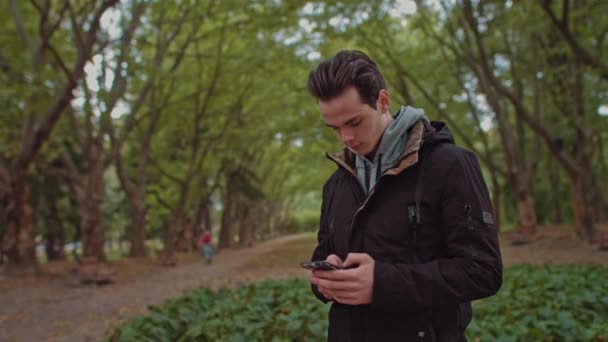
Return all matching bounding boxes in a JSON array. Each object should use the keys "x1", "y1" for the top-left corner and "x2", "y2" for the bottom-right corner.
[
  {"x1": 327, "y1": 109, "x2": 456, "y2": 191},
  {"x1": 355, "y1": 106, "x2": 428, "y2": 193}
]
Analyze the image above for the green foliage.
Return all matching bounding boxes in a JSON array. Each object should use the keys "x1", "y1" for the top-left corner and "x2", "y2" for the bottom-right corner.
[
  {"x1": 283, "y1": 208, "x2": 320, "y2": 234},
  {"x1": 107, "y1": 266, "x2": 608, "y2": 341},
  {"x1": 106, "y1": 278, "x2": 329, "y2": 342},
  {"x1": 467, "y1": 265, "x2": 608, "y2": 341}
]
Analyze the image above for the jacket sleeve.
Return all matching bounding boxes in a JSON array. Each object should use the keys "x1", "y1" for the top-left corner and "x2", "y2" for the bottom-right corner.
[
  {"x1": 309, "y1": 175, "x2": 336, "y2": 304},
  {"x1": 372, "y1": 148, "x2": 503, "y2": 310}
]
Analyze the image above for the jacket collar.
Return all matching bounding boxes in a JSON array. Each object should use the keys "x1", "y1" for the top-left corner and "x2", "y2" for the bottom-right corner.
[{"x1": 326, "y1": 120, "x2": 425, "y2": 177}]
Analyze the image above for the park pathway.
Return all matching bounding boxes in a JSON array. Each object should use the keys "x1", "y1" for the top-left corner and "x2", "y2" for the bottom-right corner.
[{"x1": 0, "y1": 234, "x2": 310, "y2": 342}]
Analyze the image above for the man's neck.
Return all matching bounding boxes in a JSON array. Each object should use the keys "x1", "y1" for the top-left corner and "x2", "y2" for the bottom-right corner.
[{"x1": 365, "y1": 113, "x2": 394, "y2": 160}]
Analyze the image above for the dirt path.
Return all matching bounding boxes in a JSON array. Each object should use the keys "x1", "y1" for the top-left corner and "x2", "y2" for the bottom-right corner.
[{"x1": 0, "y1": 234, "x2": 311, "y2": 342}]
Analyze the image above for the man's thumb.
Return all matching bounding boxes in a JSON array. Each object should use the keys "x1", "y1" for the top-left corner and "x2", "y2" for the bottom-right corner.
[{"x1": 326, "y1": 254, "x2": 344, "y2": 267}]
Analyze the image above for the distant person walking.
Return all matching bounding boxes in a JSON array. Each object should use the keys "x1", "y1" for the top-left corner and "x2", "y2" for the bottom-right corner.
[{"x1": 198, "y1": 229, "x2": 213, "y2": 264}]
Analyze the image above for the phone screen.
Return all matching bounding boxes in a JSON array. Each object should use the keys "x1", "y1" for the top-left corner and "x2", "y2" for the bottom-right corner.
[{"x1": 300, "y1": 260, "x2": 342, "y2": 271}]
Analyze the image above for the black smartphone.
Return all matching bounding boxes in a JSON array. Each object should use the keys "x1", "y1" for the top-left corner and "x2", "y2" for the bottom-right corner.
[{"x1": 300, "y1": 260, "x2": 342, "y2": 271}]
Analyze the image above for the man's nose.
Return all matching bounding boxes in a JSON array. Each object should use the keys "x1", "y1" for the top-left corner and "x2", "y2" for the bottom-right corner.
[{"x1": 340, "y1": 127, "x2": 355, "y2": 143}]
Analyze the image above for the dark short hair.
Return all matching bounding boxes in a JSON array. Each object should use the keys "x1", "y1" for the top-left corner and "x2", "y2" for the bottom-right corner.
[{"x1": 307, "y1": 50, "x2": 386, "y2": 109}]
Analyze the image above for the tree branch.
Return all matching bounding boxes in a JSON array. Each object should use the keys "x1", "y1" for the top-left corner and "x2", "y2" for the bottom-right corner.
[
  {"x1": 66, "y1": 1, "x2": 85, "y2": 54},
  {"x1": 539, "y1": 0, "x2": 608, "y2": 81},
  {"x1": 9, "y1": 0, "x2": 37, "y2": 58},
  {"x1": 66, "y1": 109, "x2": 85, "y2": 149},
  {"x1": 0, "y1": 163, "x2": 10, "y2": 199},
  {"x1": 461, "y1": 0, "x2": 578, "y2": 176},
  {"x1": 13, "y1": 0, "x2": 119, "y2": 172},
  {"x1": 48, "y1": 43, "x2": 72, "y2": 80},
  {"x1": 149, "y1": 158, "x2": 185, "y2": 186},
  {"x1": 30, "y1": 0, "x2": 69, "y2": 66},
  {"x1": 148, "y1": 188, "x2": 173, "y2": 211}
]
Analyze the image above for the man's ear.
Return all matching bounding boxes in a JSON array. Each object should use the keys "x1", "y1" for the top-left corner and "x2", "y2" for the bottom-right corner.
[{"x1": 377, "y1": 89, "x2": 391, "y2": 114}]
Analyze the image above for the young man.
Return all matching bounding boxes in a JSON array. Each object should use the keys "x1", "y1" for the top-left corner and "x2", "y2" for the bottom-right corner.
[{"x1": 307, "y1": 50, "x2": 502, "y2": 341}]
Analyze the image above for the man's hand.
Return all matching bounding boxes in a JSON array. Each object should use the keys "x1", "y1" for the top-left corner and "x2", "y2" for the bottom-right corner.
[
  {"x1": 309, "y1": 254, "x2": 343, "y2": 301},
  {"x1": 310, "y1": 253, "x2": 375, "y2": 305}
]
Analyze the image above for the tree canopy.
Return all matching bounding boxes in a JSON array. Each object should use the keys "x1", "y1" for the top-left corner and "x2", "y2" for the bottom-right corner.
[{"x1": 1, "y1": 0, "x2": 606, "y2": 273}]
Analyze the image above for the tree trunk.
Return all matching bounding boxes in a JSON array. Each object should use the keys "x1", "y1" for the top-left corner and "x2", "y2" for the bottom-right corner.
[
  {"x1": 165, "y1": 204, "x2": 183, "y2": 256},
  {"x1": 473, "y1": 60, "x2": 538, "y2": 237},
  {"x1": 128, "y1": 198, "x2": 147, "y2": 257},
  {"x1": 496, "y1": 117, "x2": 538, "y2": 236},
  {"x1": 116, "y1": 151, "x2": 150, "y2": 257},
  {"x1": 115, "y1": 152, "x2": 149, "y2": 257},
  {"x1": 268, "y1": 201, "x2": 286, "y2": 239},
  {"x1": 569, "y1": 57, "x2": 598, "y2": 242},
  {"x1": 592, "y1": 174, "x2": 608, "y2": 223},
  {"x1": 219, "y1": 184, "x2": 234, "y2": 248},
  {"x1": 176, "y1": 216, "x2": 195, "y2": 252},
  {"x1": 548, "y1": 154, "x2": 563, "y2": 224},
  {"x1": 44, "y1": 199, "x2": 66, "y2": 261},
  {"x1": 598, "y1": 138, "x2": 608, "y2": 221},
  {"x1": 489, "y1": 171, "x2": 501, "y2": 232},
  {"x1": 3, "y1": 174, "x2": 38, "y2": 275},
  {"x1": 78, "y1": 141, "x2": 106, "y2": 260},
  {"x1": 79, "y1": 190, "x2": 105, "y2": 260},
  {"x1": 572, "y1": 171, "x2": 596, "y2": 242},
  {"x1": 238, "y1": 201, "x2": 255, "y2": 248},
  {"x1": 514, "y1": 187, "x2": 537, "y2": 236},
  {"x1": 117, "y1": 102, "x2": 159, "y2": 258}
]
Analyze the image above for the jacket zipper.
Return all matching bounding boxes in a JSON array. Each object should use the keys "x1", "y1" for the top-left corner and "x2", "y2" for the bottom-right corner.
[
  {"x1": 349, "y1": 152, "x2": 421, "y2": 249},
  {"x1": 408, "y1": 205, "x2": 417, "y2": 245},
  {"x1": 326, "y1": 218, "x2": 334, "y2": 257},
  {"x1": 350, "y1": 184, "x2": 372, "y2": 252}
]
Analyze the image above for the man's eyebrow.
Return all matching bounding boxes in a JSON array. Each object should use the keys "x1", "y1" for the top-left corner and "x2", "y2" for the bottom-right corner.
[{"x1": 325, "y1": 116, "x2": 360, "y2": 129}]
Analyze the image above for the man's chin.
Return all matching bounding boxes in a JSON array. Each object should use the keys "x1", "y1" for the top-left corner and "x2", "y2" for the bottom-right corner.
[{"x1": 347, "y1": 145, "x2": 367, "y2": 156}]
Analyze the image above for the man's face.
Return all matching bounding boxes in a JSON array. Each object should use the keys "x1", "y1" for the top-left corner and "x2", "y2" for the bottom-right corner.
[{"x1": 319, "y1": 86, "x2": 391, "y2": 157}]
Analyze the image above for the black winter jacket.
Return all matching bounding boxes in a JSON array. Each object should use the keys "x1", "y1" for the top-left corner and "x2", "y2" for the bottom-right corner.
[{"x1": 310, "y1": 121, "x2": 503, "y2": 342}]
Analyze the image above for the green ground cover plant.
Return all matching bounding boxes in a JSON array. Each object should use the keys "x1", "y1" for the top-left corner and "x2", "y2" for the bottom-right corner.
[{"x1": 107, "y1": 265, "x2": 608, "y2": 342}]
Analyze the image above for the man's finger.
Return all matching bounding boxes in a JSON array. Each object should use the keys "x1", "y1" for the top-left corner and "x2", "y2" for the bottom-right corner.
[
  {"x1": 314, "y1": 269, "x2": 358, "y2": 281},
  {"x1": 319, "y1": 288, "x2": 334, "y2": 300},
  {"x1": 330, "y1": 292, "x2": 358, "y2": 300},
  {"x1": 334, "y1": 296, "x2": 359, "y2": 305},
  {"x1": 318, "y1": 285, "x2": 341, "y2": 299},
  {"x1": 323, "y1": 290, "x2": 337, "y2": 300},
  {"x1": 326, "y1": 254, "x2": 344, "y2": 267},
  {"x1": 343, "y1": 253, "x2": 372, "y2": 269},
  {"x1": 316, "y1": 278, "x2": 357, "y2": 291}
]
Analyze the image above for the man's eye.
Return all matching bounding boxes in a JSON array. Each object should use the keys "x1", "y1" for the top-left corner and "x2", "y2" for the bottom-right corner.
[{"x1": 350, "y1": 121, "x2": 361, "y2": 127}]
